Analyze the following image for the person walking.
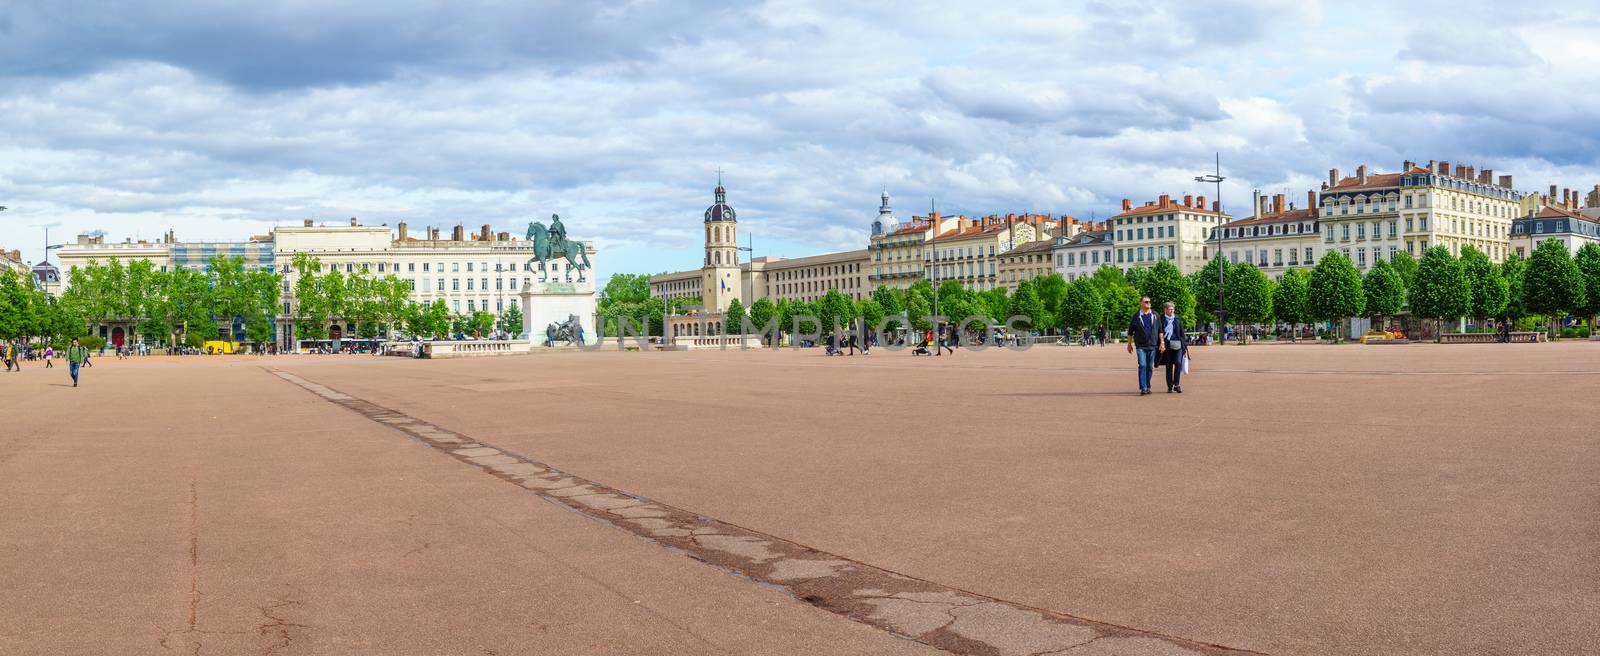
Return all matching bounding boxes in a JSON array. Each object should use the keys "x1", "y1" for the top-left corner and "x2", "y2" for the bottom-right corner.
[
  {"x1": 65, "y1": 338, "x2": 89, "y2": 387},
  {"x1": 4, "y1": 340, "x2": 19, "y2": 372},
  {"x1": 43, "y1": 345, "x2": 54, "y2": 369},
  {"x1": 1157, "y1": 301, "x2": 1188, "y2": 393},
  {"x1": 1125, "y1": 296, "x2": 1159, "y2": 395}
]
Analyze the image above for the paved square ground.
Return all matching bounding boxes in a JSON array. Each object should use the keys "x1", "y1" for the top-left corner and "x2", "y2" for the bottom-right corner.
[{"x1": 2, "y1": 342, "x2": 1595, "y2": 655}]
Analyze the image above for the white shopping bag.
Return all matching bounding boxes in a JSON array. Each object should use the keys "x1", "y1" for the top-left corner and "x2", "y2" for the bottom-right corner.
[{"x1": 1181, "y1": 353, "x2": 1190, "y2": 375}]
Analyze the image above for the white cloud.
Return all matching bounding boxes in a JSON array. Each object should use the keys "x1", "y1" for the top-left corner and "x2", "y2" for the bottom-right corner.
[{"x1": 2, "y1": 0, "x2": 1598, "y2": 281}]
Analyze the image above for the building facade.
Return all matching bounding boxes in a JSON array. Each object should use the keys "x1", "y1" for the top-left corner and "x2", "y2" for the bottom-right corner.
[
  {"x1": 927, "y1": 214, "x2": 1055, "y2": 291},
  {"x1": 52, "y1": 217, "x2": 593, "y2": 349},
  {"x1": 996, "y1": 239, "x2": 1056, "y2": 289},
  {"x1": 1, "y1": 249, "x2": 26, "y2": 278},
  {"x1": 1053, "y1": 230, "x2": 1113, "y2": 282},
  {"x1": 1317, "y1": 161, "x2": 1522, "y2": 270},
  {"x1": 1214, "y1": 191, "x2": 1321, "y2": 278},
  {"x1": 867, "y1": 209, "x2": 963, "y2": 290},
  {"x1": 1510, "y1": 204, "x2": 1600, "y2": 258},
  {"x1": 1107, "y1": 194, "x2": 1228, "y2": 274}
]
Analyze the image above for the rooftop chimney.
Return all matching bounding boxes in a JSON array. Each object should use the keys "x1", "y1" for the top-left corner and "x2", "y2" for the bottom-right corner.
[
  {"x1": 1274, "y1": 193, "x2": 1286, "y2": 215},
  {"x1": 1550, "y1": 184, "x2": 1559, "y2": 201},
  {"x1": 1121, "y1": 199, "x2": 1132, "y2": 212},
  {"x1": 1589, "y1": 185, "x2": 1600, "y2": 209},
  {"x1": 1196, "y1": 195, "x2": 1206, "y2": 211},
  {"x1": 1455, "y1": 165, "x2": 1467, "y2": 178},
  {"x1": 397, "y1": 221, "x2": 408, "y2": 241},
  {"x1": 303, "y1": 219, "x2": 313, "y2": 227},
  {"x1": 1464, "y1": 165, "x2": 1475, "y2": 181},
  {"x1": 451, "y1": 224, "x2": 465, "y2": 241},
  {"x1": 1498, "y1": 175, "x2": 1513, "y2": 188},
  {"x1": 1212, "y1": 201, "x2": 1220, "y2": 213},
  {"x1": 1329, "y1": 168, "x2": 1340, "y2": 187},
  {"x1": 1308, "y1": 190, "x2": 1318, "y2": 212},
  {"x1": 349, "y1": 217, "x2": 358, "y2": 227},
  {"x1": 480, "y1": 224, "x2": 491, "y2": 241},
  {"x1": 1403, "y1": 159, "x2": 1414, "y2": 171},
  {"x1": 1357, "y1": 165, "x2": 1368, "y2": 184},
  {"x1": 1439, "y1": 161, "x2": 1450, "y2": 175},
  {"x1": 1183, "y1": 194, "x2": 1193, "y2": 207},
  {"x1": 1479, "y1": 169, "x2": 1493, "y2": 184},
  {"x1": 1159, "y1": 194, "x2": 1171, "y2": 207}
]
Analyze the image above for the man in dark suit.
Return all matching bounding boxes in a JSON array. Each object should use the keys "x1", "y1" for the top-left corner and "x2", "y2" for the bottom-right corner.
[
  {"x1": 1156, "y1": 301, "x2": 1188, "y2": 393},
  {"x1": 1125, "y1": 296, "x2": 1159, "y2": 395}
]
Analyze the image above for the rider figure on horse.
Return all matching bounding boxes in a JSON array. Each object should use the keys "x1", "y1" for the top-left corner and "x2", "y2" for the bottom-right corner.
[{"x1": 548, "y1": 214, "x2": 568, "y2": 249}]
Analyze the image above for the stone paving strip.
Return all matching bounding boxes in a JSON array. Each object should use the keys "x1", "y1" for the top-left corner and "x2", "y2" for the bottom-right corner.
[{"x1": 268, "y1": 368, "x2": 1262, "y2": 656}]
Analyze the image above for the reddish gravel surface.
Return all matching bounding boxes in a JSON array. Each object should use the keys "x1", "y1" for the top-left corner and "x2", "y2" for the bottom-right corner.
[{"x1": 2, "y1": 342, "x2": 1596, "y2": 655}]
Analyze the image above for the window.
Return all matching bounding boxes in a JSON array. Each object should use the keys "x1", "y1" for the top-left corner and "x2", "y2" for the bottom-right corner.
[
  {"x1": 482, "y1": 278, "x2": 488, "y2": 290},
  {"x1": 1357, "y1": 223, "x2": 1366, "y2": 240},
  {"x1": 1304, "y1": 247, "x2": 1314, "y2": 264},
  {"x1": 1388, "y1": 246, "x2": 1397, "y2": 260},
  {"x1": 467, "y1": 262, "x2": 474, "y2": 272},
  {"x1": 408, "y1": 263, "x2": 415, "y2": 272},
  {"x1": 452, "y1": 262, "x2": 459, "y2": 272},
  {"x1": 452, "y1": 279, "x2": 460, "y2": 291},
  {"x1": 468, "y1": 300, "x2": 475, "y2": 312},
  {"x1": 436, "y1": 279, "x2": 445, "y2": 291},
  {"x1": 1341, "y1": 224, "x2": 1350, "y2": 241}
]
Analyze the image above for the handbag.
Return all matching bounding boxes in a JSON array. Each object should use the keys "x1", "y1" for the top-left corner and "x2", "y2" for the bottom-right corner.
[
  {"x1": 1166, "y1": 337, "x2": 1184, "y2": 351},
  {"x1": 1181, "y1": 353, "x2": 1190, "y2": 374}
]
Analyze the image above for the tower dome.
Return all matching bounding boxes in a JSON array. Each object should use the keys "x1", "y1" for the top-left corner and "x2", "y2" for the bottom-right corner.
[
  {"x1": 704, "y1": 183, "x2": 736, "y2": 223},
  {"x1": 872, "y1": 189, "x2": 896, "y2": 235}
]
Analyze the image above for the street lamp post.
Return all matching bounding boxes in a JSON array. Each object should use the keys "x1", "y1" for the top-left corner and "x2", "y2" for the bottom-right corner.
[{"x1": 1195, "y1": 153, "x2": 1226, "y2": 344}]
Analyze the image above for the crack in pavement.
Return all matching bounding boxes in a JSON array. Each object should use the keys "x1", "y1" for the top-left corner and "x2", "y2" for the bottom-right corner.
[{"x1": 266, "y1": 367, "x2": 1266, "y2": 656}]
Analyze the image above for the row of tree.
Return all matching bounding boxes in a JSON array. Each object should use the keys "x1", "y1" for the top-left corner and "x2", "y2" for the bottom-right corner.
[
  {"x1": 689, "y1": 239, "x2": 1600, "y2": 343},
  {"x1": 1, "y1": 254, "x2": 535, "y2": 347}
]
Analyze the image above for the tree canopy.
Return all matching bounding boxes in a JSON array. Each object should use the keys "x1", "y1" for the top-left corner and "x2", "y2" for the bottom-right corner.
[{"x1": 1309, "y1": 251, "x2": 1365, "y2": 323}]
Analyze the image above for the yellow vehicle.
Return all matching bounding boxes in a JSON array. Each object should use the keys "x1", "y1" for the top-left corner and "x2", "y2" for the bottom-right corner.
[{"x1": 202, "y1": 340, "x2": 239, "y2": 354}]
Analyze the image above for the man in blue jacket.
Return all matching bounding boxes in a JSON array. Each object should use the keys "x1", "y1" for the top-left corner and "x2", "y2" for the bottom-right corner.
[{"x1": 1125, "y1": 296, "x2": 1159, "y2": 395}]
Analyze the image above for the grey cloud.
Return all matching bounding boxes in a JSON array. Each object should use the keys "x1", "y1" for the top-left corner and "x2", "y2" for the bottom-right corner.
[{"x1": 0, "y1": 0, "x2": 745, "y2": 90}]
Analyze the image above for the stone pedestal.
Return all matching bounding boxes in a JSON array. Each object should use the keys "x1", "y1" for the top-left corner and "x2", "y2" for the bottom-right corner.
[{"x1": 520, "y1": 278, "x2": 598, "y2": 346}]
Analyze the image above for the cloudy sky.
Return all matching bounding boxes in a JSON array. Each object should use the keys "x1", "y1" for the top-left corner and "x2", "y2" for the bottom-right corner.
[{"x1": 3, "y1": 0, "x2": 1598, "y2": 282}]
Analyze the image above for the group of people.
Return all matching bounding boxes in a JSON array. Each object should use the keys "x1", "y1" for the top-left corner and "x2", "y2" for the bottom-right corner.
[
  {"x1": 1126, "y1": 296, "x2": 1191, "y2": 395},
  {"x1": 2, "y1": 338, "x2": 91, "y2": 386}
]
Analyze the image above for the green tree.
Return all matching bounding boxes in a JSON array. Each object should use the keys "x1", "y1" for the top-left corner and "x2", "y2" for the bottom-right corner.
[
  {"x1": 1188, "y1": 255, "x2": 1231, "y2": 326},
  {"x1": 816, "y1": 289, "x2": 855, "y2": 335},
  {"x1": 1139, "y1": 260, "x2": 1195, "y2": 327},
  {"x1": 1034, "y1": 273, "x2": 1068, "y2": 326},
  {"x1": 497, "y1": 301, "x2": 525, "y2": 337},
  {"x1": 1361, "y1": 258, "x2": 1406, "y2": 329},
  {"x1": 1058, "y1": 277, "x2": 1104, "y2": 335},
  {"x1": 1573, "y1": 242, "x2": 1600, "y2": 333},
  {"x1": 1501, "y1": 253, "x2": 1528, "y2": 324},
  {"x1": 1523, "y1": 238, "x2": 1587, "y2": 339},
  {"x1": 1272, "y1": 268, "x2": 1312, "y2": 341},
  {"x1": 1089, "y1": 265, "x2": 1139, "y2": 334},
  {"x1": 599, "y1": 273, "x2": 652, "y2": 306},
  {"x1": 856, "y1": 298, "x2": 885, "y2": 331},
  {"x1": 747, "y1": 297, "x2": 776, "y2": 339},
  {"x1": 1411, "y1": 246, "x2": 1472, "y2": 340},
  {"x1": 1224, "y1": 262, "x2": 1273, "y2": 341},
  {"x1": 724, "y1": 298, "x2": 747, "y2": 335},
  {"x1": 1459, "y1": 245, "x2": 1507, "y2": 326},
  {"x1": 979, "y1": 287, "x2": 1010, "y2": 324},
  {"x1": 871, "y1": 285, "x2": 904, "y2": 317},
  {"x1": 1308, "y1": 251, "x2": 1364, "y2": 341},
  {"x1": 1388, "y1": 250, "x2": 1419, "y2": 304},
  {"x1": 1008, "y1": 279, "x2": 1046, "y2": 334},
  {"x1": 904, "y1": 287, "x2": 932, "y2": 331},
  {"x1": 1123, "y1": 266, "x2": 1150, "y2": 292},
  {"x1": 426, "y1": 299, "x2": 451, "y2": 339},
  {"x1": 291, "y1": 254, "x2": 328, "y2": 340}
]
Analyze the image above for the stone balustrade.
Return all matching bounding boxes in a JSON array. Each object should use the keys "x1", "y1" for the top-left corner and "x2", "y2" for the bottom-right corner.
[{"x1": 1439, "y1": 332, "x2": 1546, "y2": 344}]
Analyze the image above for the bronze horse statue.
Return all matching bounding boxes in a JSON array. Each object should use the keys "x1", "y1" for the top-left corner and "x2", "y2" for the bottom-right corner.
[{"x1": 525, "y1": 214, "x2": 592, "y2": 282}]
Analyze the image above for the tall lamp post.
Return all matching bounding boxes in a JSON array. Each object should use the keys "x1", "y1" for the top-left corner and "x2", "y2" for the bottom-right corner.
[{"x1": 1195, "y1": 153, "x2": 1226, "y2": 343}]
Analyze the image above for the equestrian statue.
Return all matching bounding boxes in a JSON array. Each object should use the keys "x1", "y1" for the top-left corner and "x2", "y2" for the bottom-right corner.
[{"x1": 525, "y1": 214, "x2": 592, "y2": 282}]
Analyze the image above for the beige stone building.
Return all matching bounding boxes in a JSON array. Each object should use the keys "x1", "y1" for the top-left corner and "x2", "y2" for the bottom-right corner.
[
  {"x1": 1, "y1": 248, "x2": 27, "y2": 278},
  {"x1": 1317, "y1": 160, "x2": 1522, "y2": 270},
  {"x1": 52, "y1": 217, "x2": 593, "y2": 349},
  {"x1": 1215, "y1": 191, "x2": 1323, "y2": 279},
  {"x1": 996, "y1": 239, "x2": 1057, "y2": 288},
  {"x1": 1052, "y1": 229, "x2": 1113, "y2": 282},
  {"x1": 1108, "y1": 194, "x2": 1229, "y2": 274},
  {"x1": 926, "y1": 214, "x2": 1057, "y2": 291}
]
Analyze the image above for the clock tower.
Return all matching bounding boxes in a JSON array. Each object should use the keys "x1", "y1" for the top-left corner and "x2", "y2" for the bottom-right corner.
[{"x1": 702, "y1": 176, "x2": 743, "y2": 314}]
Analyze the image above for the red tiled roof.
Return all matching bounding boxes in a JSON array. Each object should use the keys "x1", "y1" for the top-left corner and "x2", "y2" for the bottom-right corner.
[
  {"x1": 1325, "y1": 167, "x2": 1432, "y2": 192},
  {"x1": 1221, "y1": 207, "x2": 1318, "y2": 228},
  {"x1": 1111, "y1": 201, "x2": 1223, "y2": 220},
  {"x1": 889, "y1": 220, "x2": 932, "y2": 236},
  {"x1": 1532, "y1": 205, "x2": 1597, "y2": 222}
]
